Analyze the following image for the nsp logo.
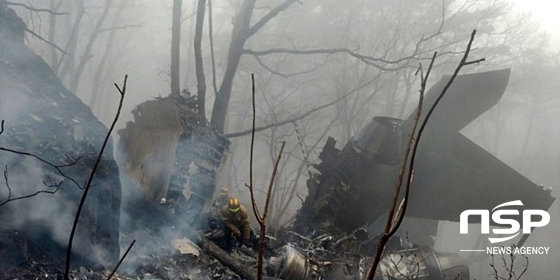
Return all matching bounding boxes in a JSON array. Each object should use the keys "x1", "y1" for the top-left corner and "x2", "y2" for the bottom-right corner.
[{"x1": 460, "y1": 200, "x2": 550, "y2": 243}]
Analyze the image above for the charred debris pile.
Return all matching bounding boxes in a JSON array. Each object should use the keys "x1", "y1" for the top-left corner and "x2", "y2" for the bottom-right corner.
[{"x1": 117, "y1": 92, "x2": 230, "y2": 233}]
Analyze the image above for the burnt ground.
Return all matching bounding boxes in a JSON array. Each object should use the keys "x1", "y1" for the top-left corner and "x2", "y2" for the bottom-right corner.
[
  {"x1": 0, "y1": 229, "x2": 67, "y2": 279},
  {"x1": 0, "y1": 227, "x2": 249, "y2": 280}
]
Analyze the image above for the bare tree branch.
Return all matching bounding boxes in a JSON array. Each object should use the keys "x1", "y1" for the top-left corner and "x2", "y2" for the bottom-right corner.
[
  {"x1": 207, "y1": 0, "x2": 218, "y2": 95},
  {"x1": 90, "y1": 0, "x2": 127, "y2": 110},
  {"x1": 257, "y1": 141, "x2": 285, "y2": 280},
  {"x1": 518, "y1": 254, "x2": 529, "y2": 279},
  {"x1": 252, "y1": 54, "x2": 328, "y2": 78},
  {"x1": 464, "y1": 58, "x2": 486, "y2": 66},
  {"x1": 64, "y1": 75, "x2": 127, "y2": 279},
  {"x1": 0, "y1": 166, "x2": 60, "y2": 207},
  {"x1": 366, "y1": 30, "x2": 485, "y2": 279},
  {"x1": 2, "y1": 167, "x2": 13, "y2": 205},
  {"x1": 243, "y1": 48, "x2": 417, "y2": 71},
  {"x1": 0, "y1": 146, "x2": 82, "y2": 189},
  {"x1": 248, "y1": 73, "x2": 261, "y2": 219},
  {"x1": 106, "y1": 239, "x2": 136, "y2": 280},
  {"x1": 70, "y1": 0, "x2": 111, "y2": 93},
  {"x1": 490, "y1": 253, "x2": 501, "y2": 280},
  {"x1": 180, "y1": 12, "x2": 197, "y2": 24},
  {"x1": 98, "y1": 24, "x2": 142, "y2": 33},
  {"x1": 54, "y1": 0, "x2": 84, "y2": 74},
  {"x1": 0, "y1": 120, "x2": 83, "y2": 206},
  {"x1": 22, "y1": 26, "x2": 69, "y2": 55},
  {"x1": 47, "y1": 0, "x2": 64, "y2": 66},
  {"x1": 6, "y1": 1, "x2": 69, "y2": 15},
  {"x1": 271, "y1": 118, "x2": 335, "y2": 227},
  {"x1": 393, "y1": 30, "x2": 485, "y2": 232},
  {"x1": 246, "y1": 0, "x2": 299, "y2": 39},
  {"x1": 225, "y1": 73, "x2": 381, "y2": 138},
  {"x1": 246, "y1": 74, "x2": 286, "y2": 280},
  {"x1": 243, "y1": 7, "x2": 452, "y2": 75},
  {"x1": 365, "y1": 52, "x2": 435, "y2": 280}
]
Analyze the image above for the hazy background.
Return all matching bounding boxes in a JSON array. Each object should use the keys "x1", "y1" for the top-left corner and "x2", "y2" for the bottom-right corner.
[{"x1": 5, "y1": 0, "x2": 559, "y2": 278}]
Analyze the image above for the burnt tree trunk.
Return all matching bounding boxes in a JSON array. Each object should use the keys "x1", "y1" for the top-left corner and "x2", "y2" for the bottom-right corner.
[
  {"x1": 209, "y1": 0, "x2": 298, "y2": 133},
  {"x1": 210, "y1": 0, "x2": 254, "y2": 133},
  {"x1": 194, "y1": 0, "x2": 207, "y2": 117},
  {"x1": 171, "y1": 0, "x2": 182, "y2": 96}
]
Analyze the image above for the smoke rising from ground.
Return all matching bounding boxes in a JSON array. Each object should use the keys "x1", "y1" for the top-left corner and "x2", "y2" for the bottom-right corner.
[{"x1": 1, "y1": 0, "x2": 559, "y2": 278}]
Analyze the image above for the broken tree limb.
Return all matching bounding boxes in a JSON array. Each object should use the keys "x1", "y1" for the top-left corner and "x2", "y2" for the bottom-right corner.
[
  {"x1": 187, "y1": 228, "x2": 258, "y2": 280},
  {"x1": 107, "y1": 239, "x2": 136, "y2": 280}
]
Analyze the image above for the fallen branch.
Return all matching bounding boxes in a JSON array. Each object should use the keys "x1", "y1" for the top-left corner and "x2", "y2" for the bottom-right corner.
[
  {"x1": 106, "y1": 240, "x2": 136, "y2": 280},
  {"x1": 193, "y1": 230, "x2": 257, "y2": 280}
]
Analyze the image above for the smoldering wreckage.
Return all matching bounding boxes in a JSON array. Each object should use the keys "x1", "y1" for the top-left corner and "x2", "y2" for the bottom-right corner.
[{"x1": 0, "y1": 4, "x2": 555, "y2": 280}]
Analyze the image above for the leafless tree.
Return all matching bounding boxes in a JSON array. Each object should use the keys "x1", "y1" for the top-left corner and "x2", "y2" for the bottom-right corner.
[
  {"x1": 488, "y1": 245, "x2": 529, "y2": 280},
  {"x1": 366, "y1": 30, "x2": 485, "y2": 279},
  {"x1": 246, "y1": 74, "x2": 286, "y2": 279},
  {"x1": 208, "y1": 0, "x2": 300, "y2": 133}
]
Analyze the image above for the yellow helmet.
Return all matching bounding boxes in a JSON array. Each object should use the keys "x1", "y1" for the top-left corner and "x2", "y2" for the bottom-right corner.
[
  {"x1": 229, "y1": 197, "x2": 240, "y2": 213},
  {"x1": 220, "y1": 188, "x2": 228, "y2": 196}
]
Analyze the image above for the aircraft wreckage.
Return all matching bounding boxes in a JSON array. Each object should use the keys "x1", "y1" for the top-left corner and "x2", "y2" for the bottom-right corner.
[
  {"x1": 0, "y1": 3, "x2": 553, "y2": 278},
  {"x1": 116, "y1": 68, "x2": 555, "y2": 279},
  {"x1": 271, "y1": 68, "x2": 555, "y2": 279}
]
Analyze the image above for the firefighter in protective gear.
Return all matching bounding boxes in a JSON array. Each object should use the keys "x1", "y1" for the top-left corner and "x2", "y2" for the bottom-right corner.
[
  {"x1": 217, "y1": 188, "x2": 229, "y2": 206},
  {"x1": 221, "y1": 197, "x2": 251, "y2": 251},
  {"x1": 201, "y1": 188, "x2": 231, "y2": 240},
  {"x1": 211, "y1": 187, "x2": 230, "y2": 215}
]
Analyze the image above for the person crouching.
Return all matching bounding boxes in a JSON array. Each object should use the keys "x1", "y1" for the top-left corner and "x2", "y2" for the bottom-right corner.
[{"x1": 221, "y1": 197, "x2": 252, "y2": 252}]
